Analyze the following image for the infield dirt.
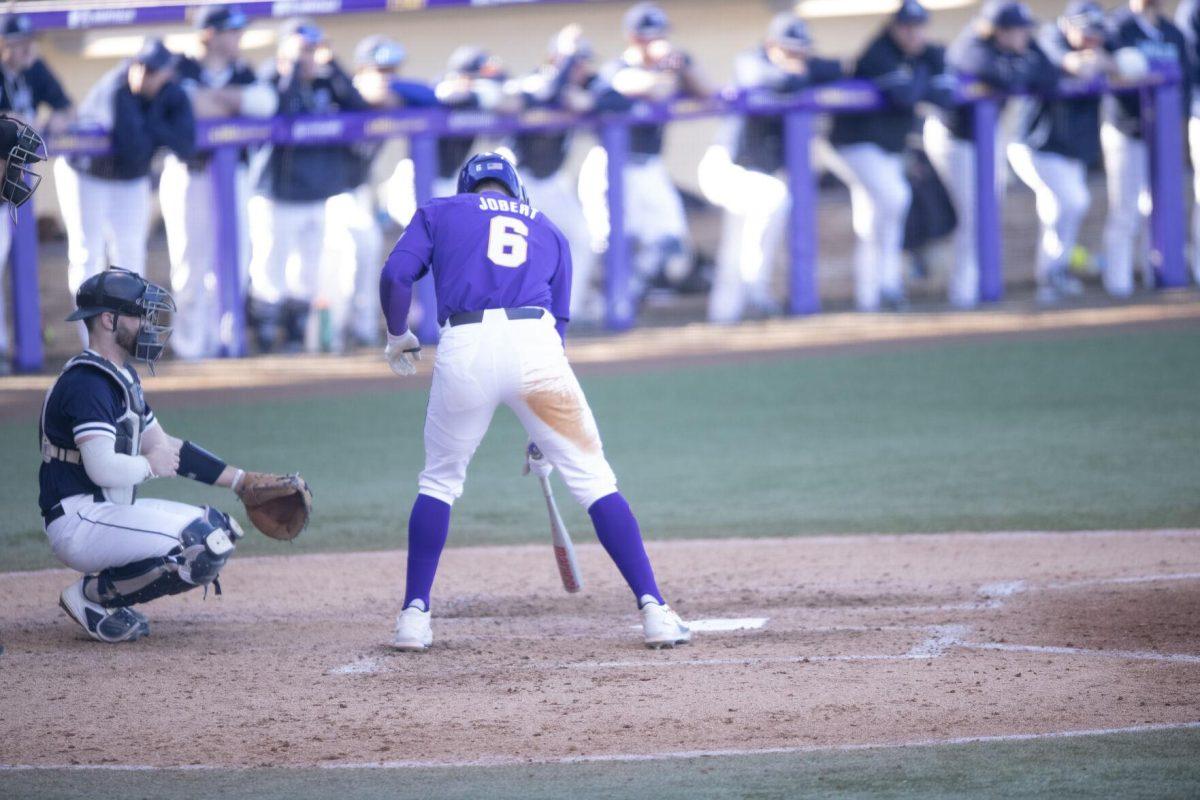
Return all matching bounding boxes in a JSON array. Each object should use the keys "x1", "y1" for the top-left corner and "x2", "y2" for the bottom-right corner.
[{"x1": 1, "y1": 529, "x2": 1197, "y2": 768}]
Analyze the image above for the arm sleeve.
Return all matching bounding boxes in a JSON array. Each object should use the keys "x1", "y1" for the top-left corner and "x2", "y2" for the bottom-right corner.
[
  {"x1": 79, "y1": 437, "x2": 153, "y2": 487},
  {"x1": 147, "y1": 82, "x2": 196, "y2": 159},
  {"x1": 380, "y1": 207, "x2": 434, "y2": 335},
  {"x1": 110, "y1": 89, "x2": 157, "y2": 168},
  {"x1": 390, "y1": 79, "x2": 440, "y2": 108},
  {"x1": 549, "y1": 228, "x2": 573, "y2": 344},
  {"x1": 30, "y1": 60, "x2": 72, "y2": 111}
]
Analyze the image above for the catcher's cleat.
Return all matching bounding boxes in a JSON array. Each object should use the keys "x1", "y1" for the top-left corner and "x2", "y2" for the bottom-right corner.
[
  {"x1": 392, "y1": 601, "x2": 432, "y2": 652},
  {"x1": 640, "y1": 595, "x2": 691, "y2": 650},
  {"x1": 59, "y1": 579, "x2": 147, "y2": 643}
]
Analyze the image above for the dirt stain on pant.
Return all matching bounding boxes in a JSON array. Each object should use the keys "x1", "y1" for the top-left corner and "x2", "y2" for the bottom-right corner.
[{"x1": 523, "y1": 383, "x2": 601, "y2": 454}]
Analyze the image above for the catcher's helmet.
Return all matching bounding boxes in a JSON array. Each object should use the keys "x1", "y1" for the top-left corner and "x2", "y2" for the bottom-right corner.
[
  {"x1": 67, "y1": 267, "x2": 175, "y2": 366},
  {"x1": 0, "y1": 115, "x2": 44, "y2": 218},
  {"x1": 457, "y1": 152, "x2": 528, "y2": 203}
]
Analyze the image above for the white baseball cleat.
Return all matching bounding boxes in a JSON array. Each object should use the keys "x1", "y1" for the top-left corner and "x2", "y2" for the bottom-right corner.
[
  {"x1": 640, "y1": 595, "x2": 692, "y2": 649},
  {"x1": 392, "y1": 601, "x2": 433, "y2": 652},
  {"x1": 59, "y1": 578, "x2": 147, "y2": 643}
]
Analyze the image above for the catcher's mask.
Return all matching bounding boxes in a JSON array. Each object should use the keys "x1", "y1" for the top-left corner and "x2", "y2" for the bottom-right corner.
[
  {"x1": 457, "y1": 151, "x2": 528, "y2": 203},
  {"x1": 0, "y1": 116, "x2": 45, "y2": 221},
  {"x1": 67, "y1": 267, "x2": 176, "y2": 370}
]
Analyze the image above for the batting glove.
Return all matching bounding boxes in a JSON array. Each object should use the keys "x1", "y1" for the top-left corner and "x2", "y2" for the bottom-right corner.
[
  {"x1": 384, "y1": 330, "x2": 422, "y2": 376},
  {"x1": 522, "y1": 441, "x2": 554, "y2": 479}
]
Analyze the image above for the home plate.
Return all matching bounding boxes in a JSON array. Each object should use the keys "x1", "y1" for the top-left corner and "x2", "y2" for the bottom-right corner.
[{"x1": 635, "y1": 617, "x2": 769, "y2": 633}]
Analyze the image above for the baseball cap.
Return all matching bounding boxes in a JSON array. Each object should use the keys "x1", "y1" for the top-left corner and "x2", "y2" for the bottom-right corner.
[
  {"x1": 355, "y1": 35, "x2": 406, "y2": 69},
  {"x1": 0, "y1": 14, "x2": 35, "y2": 39},
  {"x1": 984, "y1": 0, "x2": 1036, "y2": 29},
  {"x1": 767, "y1": 12, "x2": 812, "y2": 51},
  {"x1": 1061, "y1": 0, "x2": 1105, "y2": 34},
  {"x1": 281, "y1": 18, "x2": 324, "y2": 46},
  {"x1": 196, "y1": 4, "x2": 248, "y2": 33},
  {"x1": 894, "y1": 0, "x2": 930, "y2": 25},
  {"x1": 135, "y1": 37, "x2": 176, "y2": 72},
  {"x1": 623, "y1": 2, "x2": 670, "y2": 39},
  {"x1": 447, "y1": 44, "x2": 489, "y2": 74}
]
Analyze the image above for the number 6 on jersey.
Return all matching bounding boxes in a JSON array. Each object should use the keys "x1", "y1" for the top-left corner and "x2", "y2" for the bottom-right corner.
[{"x1": 487, "y1": 215, "x2": 529, "y2": 268}]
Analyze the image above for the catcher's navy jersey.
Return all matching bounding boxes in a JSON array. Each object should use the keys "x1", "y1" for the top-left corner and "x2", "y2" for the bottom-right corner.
[
  {"x1": 38, "y1": 356, "x2": 154, "y2": 514},
  {"x1": 381, "y1": 190, "x2": 572, "y2": 330}
]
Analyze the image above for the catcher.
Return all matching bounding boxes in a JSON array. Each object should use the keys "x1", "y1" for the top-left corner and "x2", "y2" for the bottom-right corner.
[{"x1": 39, "y1": 267, "x2": 311, "y2": 643}]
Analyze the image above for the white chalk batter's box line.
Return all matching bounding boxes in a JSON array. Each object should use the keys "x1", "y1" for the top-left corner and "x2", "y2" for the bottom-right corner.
[{"x1": 3, "y1": 721, "x2": 1198, "y2": 773}]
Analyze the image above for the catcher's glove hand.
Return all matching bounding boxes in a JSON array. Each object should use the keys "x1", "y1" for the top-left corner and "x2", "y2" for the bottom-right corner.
[{"x1": 235, "y1": 471, "x2": 313, "y2": 541}]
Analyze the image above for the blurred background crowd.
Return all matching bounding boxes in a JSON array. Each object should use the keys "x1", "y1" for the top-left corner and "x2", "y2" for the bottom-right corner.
[{"x1": 0, "y1": 0, "x2": 1197, "y2": 369}]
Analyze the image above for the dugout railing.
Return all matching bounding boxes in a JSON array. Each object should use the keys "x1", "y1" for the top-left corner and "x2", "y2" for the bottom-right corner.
[{"x1": 7, "y1": 65, "x2": 1186, "y2": 371}]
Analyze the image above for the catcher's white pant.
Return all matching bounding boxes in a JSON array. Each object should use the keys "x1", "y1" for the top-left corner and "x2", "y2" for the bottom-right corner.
[
  {"x1": 247, "y1": 195, "x2": 326, "y2": 305},
  {"x1": 1100, "y1": 123, "x2": 1150, "y2": 298},
  {"x1": 55, "y1": 158, "x2": 150, "y2": 295},
  {"x1": 827, "y1": 143, "x2": 912, "y2": 311},
  {"x1": 577, "y1": 146, "x2": 689, "y2": 254},
  {"x1": 1007, "y1": 144, "x2": 1090, "y2": 286},
  {"x1": 697, "y1": 145, "x2": 788, "y2": 323},
  {"x1": 0, "y1": 215, "x2": 13, "y2": 356},
  {"x1": 160, "y1": 155, "x2": 252, "y2": 360},
  {"x1": 522, "y1": 172, "x2": 598, "y2": 322},
  {"x1": 321, "y1": 186, "x2": 384, "y2": 349},
  {"x1": 45, "y1": 493, "x2": 209, "y2": 575},
  {"x1": 1189, "y1": 116, "x2": 1200, "y2": 285},
  {"x1": 419, "y1": 309, "x2": 617, "y2": 509},
  {"x1": 924, "y1": 117, "x2": 981, "y2": 309}
]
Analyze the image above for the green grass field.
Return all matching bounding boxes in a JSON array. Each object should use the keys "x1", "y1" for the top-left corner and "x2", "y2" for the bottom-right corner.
[
  {"x1": 2, "y1": 324, "x2": 1198, "y2": 572},
  {"x1": 4, "y1": 727, "x2": 1197, "y2": 799}
]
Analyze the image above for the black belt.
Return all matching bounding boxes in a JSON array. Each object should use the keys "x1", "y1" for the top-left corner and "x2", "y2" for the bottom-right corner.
[
  {"x1": 447, "y1": 307, "x2": 546, "y2": 327},
  {"x1": 42, "y1": 490, "x2": 105, "y2": 525}
]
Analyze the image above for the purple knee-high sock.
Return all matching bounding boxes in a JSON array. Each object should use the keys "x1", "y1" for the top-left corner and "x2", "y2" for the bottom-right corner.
[
  {"x1": 403, "y1": 493, "x2": 452, "y2": 610},
  {"x1": 588, "y1": 492, "x2": 663, "y2": 605}
]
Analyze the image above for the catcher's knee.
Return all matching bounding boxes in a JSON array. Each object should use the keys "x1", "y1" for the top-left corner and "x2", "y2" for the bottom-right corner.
[{"x1": 92, "y1": 507, "x2": 241, "y2": 606}]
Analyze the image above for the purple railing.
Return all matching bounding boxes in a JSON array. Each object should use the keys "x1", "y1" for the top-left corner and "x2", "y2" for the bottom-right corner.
[{"x1": 8, "y1": 69, "x2": 1186, "y2": 371}]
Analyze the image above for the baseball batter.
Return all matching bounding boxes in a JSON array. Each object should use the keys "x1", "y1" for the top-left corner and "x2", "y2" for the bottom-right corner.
[
  {"x1": 40, "y1": 268, "x2": 309, "y2": 643},
  {"x1": 379, "y1": 152, "x2": 690, "y2": 651}
]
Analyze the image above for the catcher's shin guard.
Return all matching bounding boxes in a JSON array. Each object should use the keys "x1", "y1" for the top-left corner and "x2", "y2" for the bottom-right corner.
[{"x1": 87, "y1": 507, "x2": 240, "y2": 607}]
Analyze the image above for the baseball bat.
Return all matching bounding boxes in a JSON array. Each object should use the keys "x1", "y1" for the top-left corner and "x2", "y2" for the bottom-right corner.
[{"x1": 539, "y1": 473, "x2": 582, "y2": 593}]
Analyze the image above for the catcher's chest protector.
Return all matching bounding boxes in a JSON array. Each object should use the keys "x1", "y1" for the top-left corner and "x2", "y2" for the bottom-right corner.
[{"x1": 39, "y1": 352, "x2": 151, "y2": 505}]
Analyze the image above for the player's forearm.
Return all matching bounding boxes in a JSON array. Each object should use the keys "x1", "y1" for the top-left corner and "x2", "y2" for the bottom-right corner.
[
  {"x1": 379, "y1": 250, "x2": 421, "y2": 335},
  {"x1": 79, "y1": 438, "x2": 152, "y2": 487}
]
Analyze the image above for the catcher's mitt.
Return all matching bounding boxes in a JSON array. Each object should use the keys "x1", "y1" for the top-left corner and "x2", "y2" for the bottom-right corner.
[{"x1": 235, "y1": 472, "x2": 312, "y2": 541}]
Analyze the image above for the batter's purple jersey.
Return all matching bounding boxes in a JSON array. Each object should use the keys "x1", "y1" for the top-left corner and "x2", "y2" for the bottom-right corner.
[{"x1": 380, "y1": 190, "x2": 573, "y2": 337}]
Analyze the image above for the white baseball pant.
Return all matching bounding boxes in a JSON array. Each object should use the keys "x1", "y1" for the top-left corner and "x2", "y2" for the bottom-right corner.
[
  {"x1": 419, "y1": 309, "x2": 617, "y2": 509},
  {"x1": 1100, "y1": 122, "x2": 1150, "y2": 298},
  {"x1": 924, "y1": 116, "x2": 981, "y2": 309},
  {"x1": 827, "y1": 143, "x2": 912, "y2": 311},
  {"x1": 321, "y1": 185, "x2": 384, "y2": 349},
  {"x1": 159, "y1": 154, "x2": 252, "y2": 360},
  {"x1": 523, "y1": 172, "x2": 599, "y2": 322},
  {"x1": 577, "y1": 145, "x2": 689, "y2": 256},
  {"x1": 247, "y1": 195, "x2": 326, "y2": 305},
  {"x1": 1007, "y1": 143, "x2": 1090, "y2": 287},
  {"x1": 696, "y1": 144, "x2": 789, "y2": 323},
  {"x1": 55, "y1": 158, "x2": 151, "y2": 294},
  {"x1": 45, "y1": 494, "x2": 211, "y2": 575}
]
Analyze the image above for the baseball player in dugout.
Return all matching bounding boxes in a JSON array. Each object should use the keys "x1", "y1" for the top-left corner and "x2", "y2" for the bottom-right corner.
[
  {"x1": 162, "y1": 4, "x2": 277, "y2": 361},
  {"x1": 56, "y1": 39, "x2": 194, "y2": 307},
  {"x1": 924, "y1": 1, "x2": 1056, "y2": 309},
  {"x1": 379, "y1": 152, "x2": 691, "y2": 652},
  {"x1": 827, "y1": 1, "x2": 954, "y2": 312},
  {"x1": 0, "y1": 14, "x2": 71, "y2": 372},
  {"x1": 1103, "y1": 0, "x2": 1190, "y2": 298},
  {"x1": 1008, "y1": 1, "x2": 1113, "y2": 305},
  {"x1": 246, "y1": 18, "x2": 369, "y2": 354},
  {"x1": 433, "y1": 46, "x2": 520, "y2": 197},
  {"x1": 40, "y1": 268, "x2": 312, "y2": 643},
  {"x1": 699, "y1": 12, "x2": 843, "y2": 324},
  {"x1": 578, "y1": 2, "x2": 713, "y2": 309},
  {"x1": 507, "y1": 25, "x2": 604, "y2": 324},
  {"x1": 1176, "y1": 0, "x2": 1200, "y2": 286}
]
